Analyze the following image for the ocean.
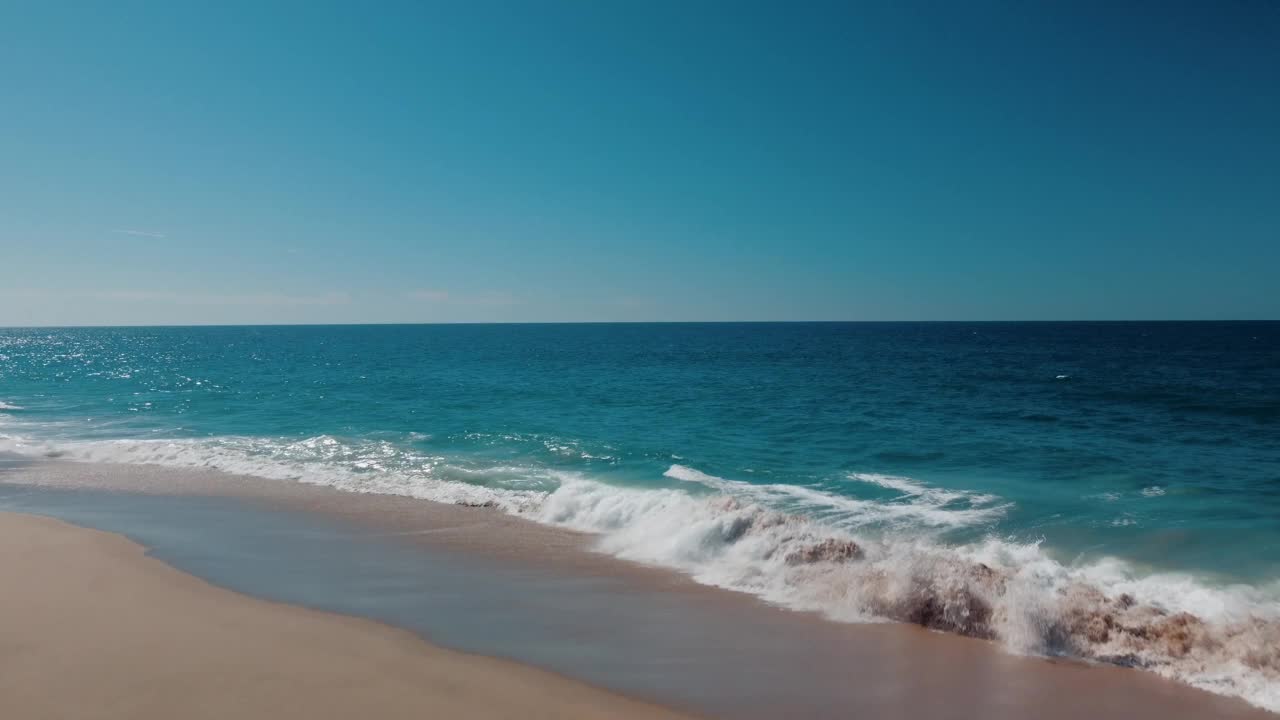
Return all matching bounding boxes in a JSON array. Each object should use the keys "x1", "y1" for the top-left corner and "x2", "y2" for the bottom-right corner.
[{"x1": 2, "y1": 322, "x2": 1278, "y2": 709}]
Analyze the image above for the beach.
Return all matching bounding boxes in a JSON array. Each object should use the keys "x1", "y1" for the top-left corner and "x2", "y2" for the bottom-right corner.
[
  {"x1": 0, "y1": 509, "x2": 697, "y2": 720},
  {"x1": 7, "y1": 0, "x2": 1279, "y2": 712},
  {"x1": 1, "y1": 458, "x2": 1273, "y2": 719}
]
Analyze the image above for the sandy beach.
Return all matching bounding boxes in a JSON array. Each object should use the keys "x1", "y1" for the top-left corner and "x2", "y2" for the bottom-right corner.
[{"x1": 0, "y1": 510, "x2": 697, "y2": 720}]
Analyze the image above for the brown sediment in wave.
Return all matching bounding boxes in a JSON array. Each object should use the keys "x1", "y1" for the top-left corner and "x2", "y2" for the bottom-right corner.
[
  {"x1": 639, "y1": 486, "x2": 1280, "y2": 696},
  {"x1": 796, "y1": 543, "x2": 1280, "y2": 702},
  {"x1": 1053, "y1": 582, "x2": 1280, "y2": 691},
  {"x1": 706, "y1": 496, "x2": 1280, "y2": 703},
  {"x1": 785, "y1": 538, "x2": 862, "y2": 565}
]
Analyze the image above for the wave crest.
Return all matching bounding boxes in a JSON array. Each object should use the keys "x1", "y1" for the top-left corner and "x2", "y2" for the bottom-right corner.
[{"x1": 665, "y1": 465, "x2": 1007, "y2": 531}]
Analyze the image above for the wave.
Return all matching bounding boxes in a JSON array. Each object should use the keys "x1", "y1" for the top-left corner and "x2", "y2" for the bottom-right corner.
[
  {"x1": 0, "y1": 433, "x2": 548, "y2": 510},
  {"x1": 849, "y1": 470, "x2": 1003, "y2": 508},
  {"x1": 0, "y1": 402, "x2": 24, "y2": 411},
  {"x1": 547, "y1": 472, "x2": 1280, "y2": 711},
  {"x1": 666, "y1": 465, "x2": 1006, "y2": 531},
  {"x1": 1, "y1": 431, "x2": 1278, "y2": 712}
]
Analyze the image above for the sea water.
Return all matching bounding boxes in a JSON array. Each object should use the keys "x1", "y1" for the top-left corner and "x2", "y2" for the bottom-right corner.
[{"x1": 2, "y1": 322, "x2": 1278, "y2": 708}]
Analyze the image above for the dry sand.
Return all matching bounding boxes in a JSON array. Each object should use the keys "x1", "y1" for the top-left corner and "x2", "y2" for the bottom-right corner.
[{"x1": 0, "y1": 511, "x2": 697, "y2": 720}]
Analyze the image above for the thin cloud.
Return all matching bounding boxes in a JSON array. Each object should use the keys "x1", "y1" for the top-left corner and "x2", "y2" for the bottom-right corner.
[{"x1": 112, "y1": 229, "x2": 167, "y2": 239}]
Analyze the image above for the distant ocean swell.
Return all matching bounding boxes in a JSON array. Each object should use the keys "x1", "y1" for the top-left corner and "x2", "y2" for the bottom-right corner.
[{"x1": 1, "y1": 428, "x2": 1278, "y2": 712}]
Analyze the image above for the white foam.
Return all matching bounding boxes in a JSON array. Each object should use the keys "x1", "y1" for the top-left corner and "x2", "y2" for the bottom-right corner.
[
  {"x1": 0, "y1": 402, "x2": 24, "y2": 411},
  {"x1": 2, "y1": 433, "x2": 1278, "y2": 711},
  {"x1": 849, "y1": 471, "x2": 1001, "y2": 506},
  {"x1": 665, "y1": 465, "x2": 1006, "y2": 531},
  {"x1": 0, "y1": 433, "x2": 545, "y2": 511},
  {"x1": 849, "y1": 471, "x2": 936, "y2": 495},
  {"x1": 664, "y1": 463, "x2": 735, "y2": 489}
]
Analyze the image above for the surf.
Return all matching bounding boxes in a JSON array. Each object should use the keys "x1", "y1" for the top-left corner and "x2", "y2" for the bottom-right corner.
[{"x1": 2, "y1": 429, "x2": 1277, "y2": 712}]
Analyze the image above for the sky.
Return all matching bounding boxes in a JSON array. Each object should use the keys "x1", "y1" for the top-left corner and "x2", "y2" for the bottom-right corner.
[{"x1": 2, "y1": 1, "x2": 1278, "y2": 325}]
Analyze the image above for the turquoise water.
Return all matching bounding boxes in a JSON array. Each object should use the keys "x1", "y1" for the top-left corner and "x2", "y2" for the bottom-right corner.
[{"x1": 2, "y1": 322, "x2": 1279, "y2": 707}]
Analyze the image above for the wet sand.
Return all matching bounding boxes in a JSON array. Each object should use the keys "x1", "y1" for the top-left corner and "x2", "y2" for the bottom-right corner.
[
  {"x1": 0, "y1": 511, "x2": 697, "y2": 720},
  {"x1": 2, "y1": 458, "x2": 1274, "y2": 719}
]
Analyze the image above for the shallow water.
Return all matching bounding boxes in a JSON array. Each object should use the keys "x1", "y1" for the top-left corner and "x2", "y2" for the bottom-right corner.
[
  {"x1": 1, "y1": 322, "x2": 1278, "y2": 708},
  {"x1": 0, "y1": 472, "x2": 1268, "y2": 720}
]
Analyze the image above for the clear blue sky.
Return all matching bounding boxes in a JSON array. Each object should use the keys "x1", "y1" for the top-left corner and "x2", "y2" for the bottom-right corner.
[{"x1": 2, "y1": 1, "x2": 1277, "y2": 324}]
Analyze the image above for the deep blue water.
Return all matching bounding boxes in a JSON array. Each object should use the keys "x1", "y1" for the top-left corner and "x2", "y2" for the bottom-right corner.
[{"x1": 1, "y1": 322, "x2": 1277, "y2": 580}]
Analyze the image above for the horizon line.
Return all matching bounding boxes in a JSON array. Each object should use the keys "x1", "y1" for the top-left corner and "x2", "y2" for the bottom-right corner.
[{"x1": 2, "y1": 319, "x2": 1277, "y2": 330}]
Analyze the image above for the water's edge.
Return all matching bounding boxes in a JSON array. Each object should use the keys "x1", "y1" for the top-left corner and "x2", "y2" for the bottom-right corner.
[
  {"x1": 0, "y1": 457, "x2": 1272, "y2": 719},
  {"x1": 4, "y1": 436, "x2": 1278, "y2": 714}
]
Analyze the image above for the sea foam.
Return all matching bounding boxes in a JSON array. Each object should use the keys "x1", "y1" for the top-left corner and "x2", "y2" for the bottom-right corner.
[{"x1": 2, "y1": 431, "x2": 1278, "y2": 712}]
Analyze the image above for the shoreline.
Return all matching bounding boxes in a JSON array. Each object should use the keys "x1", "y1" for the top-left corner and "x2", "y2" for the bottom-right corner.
[
  {"x1": 1, "y1": 458, "x2": 1275, "y2": 719},
  {"x1": 0, "y1": 510, "x2": 699, "y2": 720}
]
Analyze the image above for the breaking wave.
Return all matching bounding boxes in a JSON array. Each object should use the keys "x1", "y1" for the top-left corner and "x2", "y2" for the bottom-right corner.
[
  {"x1": 1, "y1": 431, "x2": 1278, "y2": 712},
  {"x1": 664, "y1": 465, "x2": 1007, "y2": 531}
]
